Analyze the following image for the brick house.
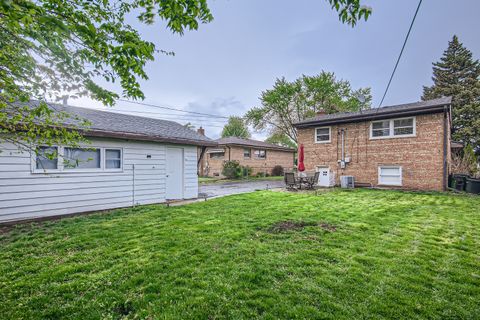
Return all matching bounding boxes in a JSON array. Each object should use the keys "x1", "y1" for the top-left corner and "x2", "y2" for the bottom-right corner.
[
  {"x1": 294, "y1": 97, "x2": 452, "y2": 191},
  {"x1": 199, "y1": 137, "x2": 295, "y2": 177}
]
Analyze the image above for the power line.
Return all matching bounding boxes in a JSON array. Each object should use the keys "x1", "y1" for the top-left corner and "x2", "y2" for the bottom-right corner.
[
  {"x1": 377, "y1": 0, "x2": 423, "y2": 108},
  {"x1": 117, "y1": 98, "x2": 230, "y2": 119},
  {"x1": 106, "y1": 108, "x2": 229, "y2": 122}
]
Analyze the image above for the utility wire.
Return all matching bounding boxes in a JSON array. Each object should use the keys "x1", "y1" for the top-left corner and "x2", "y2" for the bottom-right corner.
[
  {"x1": 105, "y1": 108, "x2": 229, "y2": 122},
  {"x1": 377, "y1": 0, "x2": 423, "y2": 108},
  {"x1": 117, "y1": 98, "x2": 230, "y2": 119}
]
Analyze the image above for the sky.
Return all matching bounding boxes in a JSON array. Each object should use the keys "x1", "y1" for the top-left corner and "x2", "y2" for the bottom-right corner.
[{"x1": 72, "y1": 0, "x2": 480, "y2": 140}]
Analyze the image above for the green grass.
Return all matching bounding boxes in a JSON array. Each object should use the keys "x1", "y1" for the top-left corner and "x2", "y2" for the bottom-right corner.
[
  {"x1": 199, "y1": 175, "x2": 283, "y2": 184},
  {"x1": 1, "y1": 189, "x2": 479, "y2": 319}
]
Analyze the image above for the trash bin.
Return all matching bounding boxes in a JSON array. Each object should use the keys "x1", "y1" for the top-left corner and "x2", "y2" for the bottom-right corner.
[
  {"x1": 453, "y1": 174, "x2": 469, "y2": 191},
  {"x1": 448, "y1": 174, "x2": 454, "y2": 188},
  {"x1": 465, "y1": 178, "x2": 480, "y2": 194}
]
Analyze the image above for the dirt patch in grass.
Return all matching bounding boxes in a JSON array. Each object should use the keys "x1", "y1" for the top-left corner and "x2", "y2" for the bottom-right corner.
[{"x1": 267, "y1": 220, "x2": 337, "y2": 233}]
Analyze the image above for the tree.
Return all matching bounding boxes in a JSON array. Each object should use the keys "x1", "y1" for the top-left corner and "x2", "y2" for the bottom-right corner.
[
  {"x1": 1, "y1": 0, "x2": 213, "y2": 151},
  {"x1": 1, "y1": 0, "x2": 370, "y2": 152},
  {"x1": 422, "y1": 35, "x2": 480, "y2": 151},
  {"x1": 245, "y1": 72, "x2": 371, "y2": 143},
  {"x1": 265, "y1": 131, "x2": 297, "y2": 149},
  {"x1": 221, "y1": 116, "x2": 251, "y2": 139}
]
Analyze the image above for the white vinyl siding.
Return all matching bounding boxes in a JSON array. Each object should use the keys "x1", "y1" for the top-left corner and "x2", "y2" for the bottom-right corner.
[
  {"x1": 0, "y1": 138, "x2": 198, "y2": 222},
  {"x1": 370, "y1": 117, "x2": 416, "y2": 139},
  {"x1": 378, "y1": 166, "x2": 402, "y2": 186},
  {"x1": 315, "y1": 127, "x2": 331, "y2": 143}
]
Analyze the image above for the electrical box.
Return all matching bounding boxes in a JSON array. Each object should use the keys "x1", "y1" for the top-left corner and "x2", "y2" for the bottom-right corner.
[
  {"x1": 340, "y1": 160, "x2": 346, "y2": 169},
  {"x1": 345, "y1": 157, "x2": 351, "y2": 163}
]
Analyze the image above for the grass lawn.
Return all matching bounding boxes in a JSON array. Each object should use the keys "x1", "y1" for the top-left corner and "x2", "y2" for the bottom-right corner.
[
  {"x1": 1, "y1": 190, "x2": 479, "y2": 319},
  {"x1": 199, "y1": 175, "x2": 283, "y2": 184}
]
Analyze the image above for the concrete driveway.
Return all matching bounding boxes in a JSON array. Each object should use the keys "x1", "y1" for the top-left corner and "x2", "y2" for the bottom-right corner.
[{"x1": 199, "y1": 180, "x2": 285, "y2": 198}]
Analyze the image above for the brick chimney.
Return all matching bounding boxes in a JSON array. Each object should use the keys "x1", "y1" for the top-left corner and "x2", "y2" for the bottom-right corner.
[
  {"x1": 316, "y1": 108, "x2": 326, "y2": 117},
  {"x1": 197, "y1": 126, "x2": 205, "y2": 136}
]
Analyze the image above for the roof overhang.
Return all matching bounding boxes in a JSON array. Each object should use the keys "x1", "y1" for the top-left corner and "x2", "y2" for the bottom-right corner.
[
  {"x1": 295, "y1": 104, "x2": 451, "y2": 128},
  {"x1": 83, "y1": 129, "x2": 218, "y2": 147},
  {"x1": 217, "y1": 143, "x2": 296, "y2": 153}
]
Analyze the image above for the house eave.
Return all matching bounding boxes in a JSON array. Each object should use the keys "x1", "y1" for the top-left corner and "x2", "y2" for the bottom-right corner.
[
  {"x1": 216, "y1": 143, "x2": 296, "y2": 153},
  {"x1": 294, "y1": 104, "x2": 450, "y2": 128}
]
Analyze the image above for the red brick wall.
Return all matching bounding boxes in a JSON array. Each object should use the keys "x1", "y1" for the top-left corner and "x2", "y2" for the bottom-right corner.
[
  {"x1": 297, "y1": 113, "x2": 450, "y2": 191},
  {"x1": 202, "y1": 146, "x2": 295, "y2": 177}
]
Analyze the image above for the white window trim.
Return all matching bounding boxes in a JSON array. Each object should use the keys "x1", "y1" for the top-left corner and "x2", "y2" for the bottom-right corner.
[
  {"x1": 243, "y1": 148, "x2": 251, "y2": 159},
  {"x1": 378, "y1": 166, "x2": 403, "y2": 186},
  {"x1": 104, "y1": 148, "x2": 124, "y2": 172},
  {"x1": 370, "y1": 117, "x2": 416, "y2": 140},
  {"x1": 315, "y1": 126, "x2": 331, "y2": 143},
  {"x1": 31, "y1": 146, "x2": 124, "y2": 174}
]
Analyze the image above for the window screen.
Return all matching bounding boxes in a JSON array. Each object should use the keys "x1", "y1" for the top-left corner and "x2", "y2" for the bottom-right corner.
[
  {"x1": 315, "y1": 127, "x2": 330, "y2": 142},
  {"x1": 378, "y1": 166, "x2": 402, "y2": 185},
  {"x1": 372, "y1": 121, "x2": 390, "y2": 137}
]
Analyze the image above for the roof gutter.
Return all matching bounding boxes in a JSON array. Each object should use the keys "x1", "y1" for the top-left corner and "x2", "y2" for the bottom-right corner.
[
  {"x1": 295, "y1": 104, "x2": 448, "y2": 128},
  {"x1": 216, "y1": 143, "x2": 296, "y2": 152},
  {"x1": 82, "y1": 129, "x2": 218, "y2": 147}
]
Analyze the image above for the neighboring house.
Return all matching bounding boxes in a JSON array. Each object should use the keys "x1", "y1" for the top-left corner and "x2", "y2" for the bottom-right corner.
[
  {"x1": 0, "y1": 102, "x2": 216, "y2": 222},
  {"x1": 294, "y1": 97, "x2": 452, "y2": 191},
  {"x1": 199, "y1": 136, "x2": 296, "y2": 177}
]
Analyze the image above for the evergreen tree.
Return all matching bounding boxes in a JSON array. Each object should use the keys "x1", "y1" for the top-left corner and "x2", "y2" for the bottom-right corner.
[{"x1": 422, "y1": 35, "x2": 480, "y2": 150}]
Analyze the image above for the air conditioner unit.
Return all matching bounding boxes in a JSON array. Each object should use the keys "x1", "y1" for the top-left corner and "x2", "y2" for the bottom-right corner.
[{"x1": 340, "y1": 176, "x2": 354, "y2": 188}]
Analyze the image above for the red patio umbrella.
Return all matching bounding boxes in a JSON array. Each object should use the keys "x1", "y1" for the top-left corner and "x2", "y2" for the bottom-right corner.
[{"x1": 298, "y1": 144, "x2": 305, "y2": 172}]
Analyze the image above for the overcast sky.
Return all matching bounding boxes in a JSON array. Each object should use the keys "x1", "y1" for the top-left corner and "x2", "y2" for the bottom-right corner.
[{"x1": 72, "y1": 0, "x2": 480, "y2": 140}]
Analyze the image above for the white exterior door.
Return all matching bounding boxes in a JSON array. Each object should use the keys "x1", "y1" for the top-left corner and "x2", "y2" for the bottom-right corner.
[
  {"x1": 317, "y1": 167, "x2": 330, "y2": 187},
  {"x1": 166, "y1": 147, "x2": 184, "y2": 199}
]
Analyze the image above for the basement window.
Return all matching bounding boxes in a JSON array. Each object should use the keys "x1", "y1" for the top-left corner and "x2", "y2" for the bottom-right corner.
[
  {"x1": 371, "y1": 117, "x2": 416, "y2": 139},
  {"x1": 378, "y1": 166, "x2": 402, "y2": 186}
]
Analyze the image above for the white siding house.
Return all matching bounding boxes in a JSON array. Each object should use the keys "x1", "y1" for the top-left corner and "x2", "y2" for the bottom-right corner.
[{"x1": 0, "y1": 102, "x2": 216, "y2": 223}]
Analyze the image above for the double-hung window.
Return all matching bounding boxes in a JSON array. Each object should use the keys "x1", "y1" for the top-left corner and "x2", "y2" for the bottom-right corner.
[
  {"x1": 243, "y1": 148, "x2": 251, "y2": 158},
  {"x1": 105, "y1": 149, "x2": 122, "y2": 169},
  {"x1": 315, "y1": 127, "x2": 331, "y2": 143},
  {"x1": 254, "y1": 149, "x2": 266, "y2": 159},
  {"x1": 378, "y1": 166, "x2": 402, "y2": 186},
  {"x1": 371, "y1": 117, "x2": 415, "y2": 139}
]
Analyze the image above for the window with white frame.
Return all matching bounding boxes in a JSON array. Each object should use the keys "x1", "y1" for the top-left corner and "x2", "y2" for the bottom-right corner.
[
  {"x1": 254, "y1": 149, "x2": 266, "y2": 159},
  {"x1": 64, "y1": 148, "x2": 101, "y2": 169},
  {"x1": 243, "y1": 148, "x2": 251, "y2": 158},
  {"x1": 34, "y1": 146, "x2": 123, "y2": 173},
  {"x1": 371, "y1": 117, "x2": 415, "y2": 139},
  {"x1": 378, "y1": 166, "x2": 402, "y2": 186},
  {"x1": 105, "y1": 149, "x2": 122, "y2": 169},
  {"x1": 36, "y1": 146, "x2": 58, "y2": 170},
  {"x1": 315, "y1": 127, "x2": 331, "y2": 143}
]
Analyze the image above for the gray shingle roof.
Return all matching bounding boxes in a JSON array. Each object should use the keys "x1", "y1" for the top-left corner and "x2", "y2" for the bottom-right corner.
[
  {"x1": 21, "y1": 101, "x2": 216, "y2": 146},
  {"x1": 295, "y1": 97, "x2": 452, "y2": 128},
  {"x1": 215, "y1": 137, "x2": 296, "y2": 152}
]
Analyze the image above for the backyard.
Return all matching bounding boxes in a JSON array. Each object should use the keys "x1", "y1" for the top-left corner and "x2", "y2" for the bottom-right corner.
[{"x1": 1, "y1": 189, "x2": 479, "y2": 319}]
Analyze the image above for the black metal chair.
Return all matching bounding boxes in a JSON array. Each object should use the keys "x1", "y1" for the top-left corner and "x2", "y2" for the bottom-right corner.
[
  {"x1": 284, "y1": 172, "x2": 298, "y2": 190},
  {"x1": 305, "y1": 171, "x2": 320, "y2": 189}
]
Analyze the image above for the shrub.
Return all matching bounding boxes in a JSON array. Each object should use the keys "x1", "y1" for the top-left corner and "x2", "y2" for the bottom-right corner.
[
  {"x1": 222, "y1": 160, "x2": 242, "y2": 179},
  {"x1": 271, "y1": 165, "x2": 284, "y2": 176},
  {"x1": 242, "y1": 165, "x2": 253, "y2": 177}
]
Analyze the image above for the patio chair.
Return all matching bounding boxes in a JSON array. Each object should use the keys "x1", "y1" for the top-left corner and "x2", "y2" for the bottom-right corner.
[
  {"x1": 284, "y1": 172, "x2": 298, "y2": 190},
  {"x1": 305, "y1": 171, "x2": 320, "y2": 190}
]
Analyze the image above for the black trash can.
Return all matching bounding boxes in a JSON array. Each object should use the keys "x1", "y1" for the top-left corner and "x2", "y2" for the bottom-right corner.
[
  {"x1": 448, "y1": 174, "x2": 454, "y2": 188},
  {"x1": 465, "y1": 178, "x2": 480, "y2": 194},
  {"x1": 453, "y1": 174, "x2": 469, "y2": 191}
]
